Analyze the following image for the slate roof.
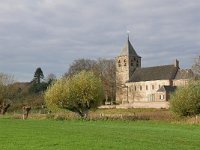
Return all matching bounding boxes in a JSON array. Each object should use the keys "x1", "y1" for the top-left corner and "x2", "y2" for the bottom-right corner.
[
  {"x1": 157, "y1": 86, "x2": 177, "y2": 93},
  {"x1": 175, "y1": 69, "x2": 194, "y2": 79},
  {"x1": 129, "y1": 65, "x2": 178, "y2": 82},
  {"x1": 120, "y1": 38, "x2": 141, "y2": 57}
]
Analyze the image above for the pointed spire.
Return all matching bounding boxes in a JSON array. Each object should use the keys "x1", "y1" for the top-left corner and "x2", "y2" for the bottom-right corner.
[
  {"x1": 119, "y1": 33, "x2": 141, "y2": 57},
  {"x1": 127, "y1": 30, "x2": 130, "y2": 41}
]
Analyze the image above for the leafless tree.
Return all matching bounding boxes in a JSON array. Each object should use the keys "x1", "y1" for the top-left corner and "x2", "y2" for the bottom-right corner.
[
  {"x1": 45, "y1": 73, "x2": 56, "y2": 84},
  {"x1": 65, "y1": 58, "x2": 116, "y2": 103},
  {"x1": 96, "y1": 58, "x2": 116, "y2": 103},
  {"x1": 192, "y1": 55, "x2": 200, "y2": 76},
  {"x1": 0, "y1": 73, "x2": 14, "y2": 114},
  {"x1": 65, "y1": 59, "x2": 97, "y2": 77}
]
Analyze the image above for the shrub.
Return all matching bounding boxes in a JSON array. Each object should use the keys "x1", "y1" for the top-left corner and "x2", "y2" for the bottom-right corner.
[{"x1": 170, "y1": 80, "x2": 200, "y2": 116}]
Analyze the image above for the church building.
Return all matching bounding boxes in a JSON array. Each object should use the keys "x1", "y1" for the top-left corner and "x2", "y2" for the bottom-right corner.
[{"x1": 115, "y1": 37, "x2": 194, "y2": 108}]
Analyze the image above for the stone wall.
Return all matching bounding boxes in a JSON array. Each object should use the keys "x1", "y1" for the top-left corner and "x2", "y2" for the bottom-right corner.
[
  {"x1": 118, "y1": 101, "x2": 169, "y2": 109},
  {"x1": 126, "y1": 80, "x2": 171, "y2": 103},
  {"x1": 99, "y1": 102, "x2": 169, "y2": 109}
]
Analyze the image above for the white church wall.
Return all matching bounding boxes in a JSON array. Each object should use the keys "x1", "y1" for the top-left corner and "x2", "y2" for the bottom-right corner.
[{"x1": 126, "y1": 80, "x2": 171, "y2": 102}]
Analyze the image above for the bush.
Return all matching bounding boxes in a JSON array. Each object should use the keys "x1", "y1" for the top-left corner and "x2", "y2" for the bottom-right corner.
[{"x1": 170, "y1": 80, "x2": 200, "y2": 116}]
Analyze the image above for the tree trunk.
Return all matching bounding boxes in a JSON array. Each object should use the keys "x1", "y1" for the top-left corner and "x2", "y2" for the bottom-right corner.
[
  {"x1": 22, "y1": 106, "x2": 31, "y2": 120},
  {"x1": 0, "y1": 104, "x2": 10, "y2": 115}
]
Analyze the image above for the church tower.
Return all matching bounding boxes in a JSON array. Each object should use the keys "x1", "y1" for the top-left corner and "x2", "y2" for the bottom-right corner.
[{"x1": 116, "y1": 36, "x2": 141, "y2": 103}]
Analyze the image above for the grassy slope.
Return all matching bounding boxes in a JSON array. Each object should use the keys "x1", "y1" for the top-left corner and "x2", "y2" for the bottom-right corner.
[{"x1": 0, "y1": 119, "x2": 200, "y2": 150}]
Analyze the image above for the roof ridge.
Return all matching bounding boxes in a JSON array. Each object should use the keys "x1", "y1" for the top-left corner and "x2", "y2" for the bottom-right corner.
[
  {"x1": 129, "y1": 64, "x2": 179, "y2": 82},
  {"x1": 137, "y1": 64, "x2": 175, "y2": 70}
]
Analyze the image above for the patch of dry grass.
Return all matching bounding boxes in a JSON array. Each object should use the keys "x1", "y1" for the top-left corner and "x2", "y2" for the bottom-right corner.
[
  {"x1": 88, "y1": 108, "x2": 174, "y2": 121},
  {"x1": 4, "y1": 108, "x2": 200, "y2": 124}
]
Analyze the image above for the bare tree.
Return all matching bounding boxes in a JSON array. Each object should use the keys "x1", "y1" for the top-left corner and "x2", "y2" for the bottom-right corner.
[
  {"x1": 192, "y1": 55, "x2": 200, "y2": 76},
  {"x1": 0, "y1": 73, "x2": 14, "y2": 114},
  {"x1": 64, "y1": 58, "x2": 116, "y2": 103},
  {"x1": 46, "y1": 73, "x2": 56, "y2": 84},
  {"x1": 96, "y1": 58, "x2": 116, "y2": 103},
  {"x1": 65, "y1": 59, "x2": 97, "y2": 77}
]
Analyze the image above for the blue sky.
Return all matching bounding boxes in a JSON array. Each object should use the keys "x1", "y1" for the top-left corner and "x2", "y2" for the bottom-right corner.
[{"x1": 0, "y1": 0, "x2": 199, "y2": 82}]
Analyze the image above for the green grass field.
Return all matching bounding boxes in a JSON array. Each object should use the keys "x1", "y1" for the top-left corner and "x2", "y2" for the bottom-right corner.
[{"x1": 0, "y1": 118, "x2": 200, "y2": 150}]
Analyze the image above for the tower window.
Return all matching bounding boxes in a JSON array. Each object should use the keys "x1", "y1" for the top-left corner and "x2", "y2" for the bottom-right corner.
[
  {"x1": 136, "y1": 60, "x2": 139, "y2": 67},
  {"x1": 152, "y1": 85, "x2": 154, "y2": 90},
  {"x1": 146, "y1": 85, "x2": 148, "y2": 90},
  {"x1": 131, "y1": 59, "x2": 133, "y2": 66},
  {"x1": 118, "y1": 60, "x2": 121, "y2": 67},
  {"x1": 124, "y1": 59, "x2": 127, "y2": 66}
]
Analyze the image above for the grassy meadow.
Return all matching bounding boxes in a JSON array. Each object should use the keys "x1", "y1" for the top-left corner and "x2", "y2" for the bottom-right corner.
[{"x1": 0, "y1": 118, "x2": 200, "y2": 150}]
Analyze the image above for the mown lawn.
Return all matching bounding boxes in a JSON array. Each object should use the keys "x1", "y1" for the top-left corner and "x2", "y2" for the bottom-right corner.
[{"x1": 0, "y1": 118, "x2": 200, "y2": 150}]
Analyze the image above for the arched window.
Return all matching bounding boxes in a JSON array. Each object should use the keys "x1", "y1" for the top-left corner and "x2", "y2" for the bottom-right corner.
[
  {"x1": 136, "y1": 60, "x2": 139, "y2": 67},
  {"x1": 118, "y1": 60, "x2": 121, "y2": 67},
  {"x1": 140, "y1": 86, "x2": 142, "y2": 91},
  {"x1": 124, "y1": 59, "x2": 127, "y2": 66},
  {"x1": 131, "y1": 59, "x2": 133, "y2": 66}
]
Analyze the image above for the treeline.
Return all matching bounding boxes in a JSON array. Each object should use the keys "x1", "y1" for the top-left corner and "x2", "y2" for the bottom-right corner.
[
  {"x1": 1, "y1": 55, "x2": 200, "y2": 117},
  {"x1": 0, "y1": 58, "x2": 116, "y2": 114},
  {"x1": 0, "y1": 68, "x2": 56, "y2": 114}
]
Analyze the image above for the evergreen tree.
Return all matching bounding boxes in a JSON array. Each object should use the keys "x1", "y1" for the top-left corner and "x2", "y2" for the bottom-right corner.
[
  {"x1": 34, "y1": 67, "x2": 44, "y2": 84},
  {"x1": 29, "y1": 67, "x2": 48, "y2": 94}
]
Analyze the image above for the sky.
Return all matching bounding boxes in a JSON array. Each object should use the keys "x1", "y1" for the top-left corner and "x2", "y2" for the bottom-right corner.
[{"x1": 0, "y1": 0, "x2": 199, "y2": 82}]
